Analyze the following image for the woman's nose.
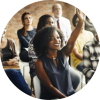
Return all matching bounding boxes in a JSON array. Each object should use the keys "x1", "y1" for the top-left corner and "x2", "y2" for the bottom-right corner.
[{"x1": 55, "y1": 38, "x2": 60, "y2": 43}]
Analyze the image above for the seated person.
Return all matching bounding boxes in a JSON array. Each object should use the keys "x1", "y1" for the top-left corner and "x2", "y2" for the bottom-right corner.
[
  {"x1": 33, "y1": 9, "x2": 85, "y2": 99},
  {"x1": 71, "y1": 14, "x2": 94, "y2": 72},
  {"x1": 83, "y1": 34, "x2": 100, "y2": 83},
  {"x1": 0, "y1": 27, "x2": 19, "y2": 66},
  {"x1": 28, "y1": 14, "x2": 81, "y2": 91},
  {"x1": 0, "y1": 28, "x2": 35, "y2": 98},
  {"x1": 17, "y1": 12, "x2": 36, "y2": 62}
]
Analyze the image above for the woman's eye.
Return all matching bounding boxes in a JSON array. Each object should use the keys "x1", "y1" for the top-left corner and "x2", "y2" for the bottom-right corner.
[
  {"x1": 57, "y1": 37, "x2": 60, "y2": 39},
  {"x1": 49, "y1": 37, "x2": 54, "y2": 41},
  {"x1": 25, "y1": 18, "x2": 28, "y2": 20}
]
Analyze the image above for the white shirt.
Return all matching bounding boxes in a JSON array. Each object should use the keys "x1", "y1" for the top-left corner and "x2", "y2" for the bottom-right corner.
[{"x1": 54, "y1": 17, "x2": 72, "y2": 42}]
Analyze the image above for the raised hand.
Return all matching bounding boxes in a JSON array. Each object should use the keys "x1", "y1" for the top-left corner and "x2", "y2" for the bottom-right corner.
[{"x1": 76, "y1": 8, "x2": 85, "y2": 22}]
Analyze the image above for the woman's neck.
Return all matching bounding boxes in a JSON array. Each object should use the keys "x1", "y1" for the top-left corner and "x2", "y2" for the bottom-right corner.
[
  {"x1": 46, "y1": 50, "x2": 57, "y2": 59},
  {"x1": 24, "y1": 25, "x2": 33, "y2": 31}
]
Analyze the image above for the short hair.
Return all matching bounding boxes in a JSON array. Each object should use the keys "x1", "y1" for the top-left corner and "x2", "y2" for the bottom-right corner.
[
  {"x1": 72, "y1": 14, "x2": 78, "y2": 27},
  {"x1": 52, "y1": 3, "x2": 62, "y2": 11},
  {"x1": 36, "y1": 14, "x2": 54, "y2": 32},
  {"x1": 33, "y1": 26, "x2": 65, "y2": 57}
]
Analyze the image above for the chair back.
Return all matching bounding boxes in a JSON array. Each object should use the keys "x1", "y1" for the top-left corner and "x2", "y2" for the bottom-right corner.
[
  {"x1": 33, "y1": 76, "x2": 59, "y2": 99},
  {"x1": 33, "y1": 76, "x2": 41, "y2": 98}
]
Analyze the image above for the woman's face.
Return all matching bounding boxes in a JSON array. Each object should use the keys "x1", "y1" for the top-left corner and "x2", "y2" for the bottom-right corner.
[
  {"x1": 48, "y1": 30, "x2": 61, "y2": 50},
  {"x1": 23, "y1": 14, "x2": 33, "y2": 26},
  {"x1": 2, "y1": 28, "x2": 6, "y2": 38},
  {"x1": 45, "y1": 17, "x2": 55, "y2": 27}
]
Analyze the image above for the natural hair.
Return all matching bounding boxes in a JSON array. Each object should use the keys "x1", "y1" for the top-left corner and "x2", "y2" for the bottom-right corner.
[
  {"x1": 21, "y1": 12, "x2": 31, "y2": 37},
  {"x1": 36, "y1": 14, "x2": 54, "y2": 32},
  {"x1": 33, "y1": 26, "x2": 65, "y2": 57}
]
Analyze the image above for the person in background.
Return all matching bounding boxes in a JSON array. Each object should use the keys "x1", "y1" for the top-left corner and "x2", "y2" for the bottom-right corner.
[
  {"x1": 52, "y1": 3, "x2": 72, "y2": 43},
  {"x1": 17, "y1": 12, "x2": 36, "y2": 62},
  {"x1": 83, "y1": 16, "x2": 100, "y2": 84},
  {"x1": 33, "y1": 9, "x2": 85, "y2": 99},
  {"x1": 0, "y1": 28, "x2": 35, "y2": 97},
  {"x1": 28, "y1": 14, "x2": 81, "y2": 91},
  {"x1": 71, "y1": 14, "x2": 94, "y2": 72},
  {"x1": 0, "y1": 27, "x2": 19, "y2": 66},
  {"x1": 83, "y1": 34, "x2": 100, "y2": 83}
]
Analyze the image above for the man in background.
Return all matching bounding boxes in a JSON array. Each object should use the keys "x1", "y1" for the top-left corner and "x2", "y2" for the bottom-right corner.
[{"x1": 52, "y1": 3, "x2": 72, "y2": 42}]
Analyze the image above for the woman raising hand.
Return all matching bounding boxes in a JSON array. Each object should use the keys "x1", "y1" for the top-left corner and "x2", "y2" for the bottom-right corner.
[{"x1": 33, "y1": 9, "x2": 85, "y2": 99}]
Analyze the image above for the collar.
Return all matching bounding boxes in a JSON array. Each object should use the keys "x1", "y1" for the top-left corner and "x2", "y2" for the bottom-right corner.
[
  {"x1": 93, "y1": 37, "x2": 100, "y2": 45},
  {"x1": 54, "y1": 17, "x2": 61, "y2": 21}
]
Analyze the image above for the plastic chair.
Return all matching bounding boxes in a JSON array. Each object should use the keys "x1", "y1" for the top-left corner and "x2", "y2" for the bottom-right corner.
[
  {"x1": 33, "y1": 76, "x2": 41, "y2": 98},
  {"x1": 33, "y1": 76, "x2": 58, "y2": 100}
]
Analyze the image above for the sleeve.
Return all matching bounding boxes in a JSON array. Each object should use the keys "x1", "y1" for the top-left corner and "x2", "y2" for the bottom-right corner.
[
  {"x1": 2, "y1": 61, "x2": 9, "y2": 66},
  {"x1": 17, "y1": 30, "x2": 29, "y2": 48},
  {"x1": 0, "y1": 49, "x2": 8, "y2": 66},
  {"x1": 83, "y1": 45, "x2": 94, "y2": 79},
  {"x1": 11, "y1": 39, "x2": 19, "y2": 60}
]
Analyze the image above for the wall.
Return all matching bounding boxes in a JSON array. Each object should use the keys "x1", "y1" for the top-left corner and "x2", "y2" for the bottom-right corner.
[{"x1": 5, "y1": 0, "x2": 75, "y2": 51}]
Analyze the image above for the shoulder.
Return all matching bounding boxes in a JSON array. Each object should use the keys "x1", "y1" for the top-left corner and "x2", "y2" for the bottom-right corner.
[
  {"x1": 34, "y1": 59, "x2": 43, "y2": 68},
  {"x1": 61, "y1": 17, "x2": 70, "y2": 22},
  {"x1": 33, "y1": 28, "x2": 36, "y2": 31},
  {"x1": 84, "y1": 40, "x2": 93, "y2": 48},
  {"x1": 7, "y1": 38, "x2": 15, "y2": 43},
  {"x1": 17, "y1": 28, "x2": 23, "y2": 35},
  {"x1": 84, "y1": 30, "x2": 93, "y2": 35}
]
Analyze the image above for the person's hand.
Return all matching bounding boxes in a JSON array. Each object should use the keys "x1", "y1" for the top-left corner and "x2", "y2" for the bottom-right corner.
[
  {"x1": 7, "y1": 58, "x2": 18, "y2": 66},
  {"x1": 76, "y1": 8, "x2": 85, "y2": 22},
  {"x1": 31, "y1": 94, "x2": 36, "y2": 98}
]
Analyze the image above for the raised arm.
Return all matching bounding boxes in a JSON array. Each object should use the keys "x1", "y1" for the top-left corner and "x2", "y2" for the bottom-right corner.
[
  {"x1": 35, "y1": 59, "x2": 67, "y2": 99},
  {"x1": 62, "y1": 9, "x2": 85, "y2": 56}
]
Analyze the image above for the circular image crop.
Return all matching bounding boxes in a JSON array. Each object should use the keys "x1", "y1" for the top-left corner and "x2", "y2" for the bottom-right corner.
[{"x1": 0, "y1": 0, "x2": 99, "y2": 99}]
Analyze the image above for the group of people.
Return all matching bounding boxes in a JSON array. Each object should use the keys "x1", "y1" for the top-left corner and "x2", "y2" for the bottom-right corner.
[{"x1": 0, "y1": 3, "x2": 100, "y2": 99}]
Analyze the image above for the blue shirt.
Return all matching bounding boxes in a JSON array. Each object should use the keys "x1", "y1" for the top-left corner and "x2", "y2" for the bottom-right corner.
[
  {"x1": 39, "y1": 51, "x2": 75, "y2": 99},
  {"x1": 17, "y1": 28, "x2": 36, "y2": 50}
]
